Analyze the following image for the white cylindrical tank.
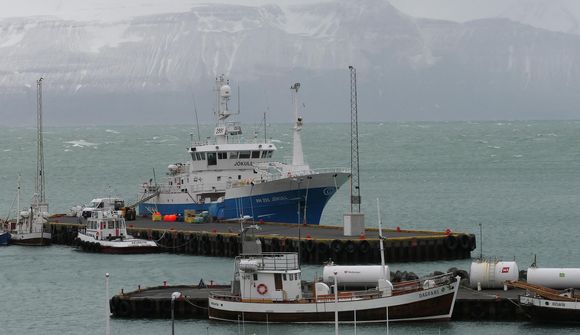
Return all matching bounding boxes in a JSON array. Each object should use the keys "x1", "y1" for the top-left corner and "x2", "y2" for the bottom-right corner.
[
  {"x1": 527, "y1": 268, "x2": 580, "y2": 289},
  {"x1": 469, "y1": 260, "x2": 519, "y2": 289},
  {"x1": 323, "y1": 265, "x2": 389, "y2": 287}
]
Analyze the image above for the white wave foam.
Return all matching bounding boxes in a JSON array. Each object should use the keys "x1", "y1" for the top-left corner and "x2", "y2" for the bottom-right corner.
[
  {"x1": 65, "y1": 140, "x2": 98, "y2": 147},
  {"x1": 105, "y1": 129, "x2": 120, "y2": 134}
]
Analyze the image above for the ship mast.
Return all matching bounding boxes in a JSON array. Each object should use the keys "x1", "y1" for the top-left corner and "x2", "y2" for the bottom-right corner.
[
  {"x1": 36, "y1": 77, "x2": 46, "y2": 204},
  {"x1": 214, "y1": 75, "x2": 232, "y2": 145},
  {"x1": 290, "y1": 83, "x2": 308, "y2": 170}
]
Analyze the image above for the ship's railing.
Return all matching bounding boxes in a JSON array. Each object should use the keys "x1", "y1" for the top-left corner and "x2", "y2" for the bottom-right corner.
[
  {"x1": 227, "y1": 166, "x2": 350, "y2": 188},
  {"x1": 236, "y1": 252, "x2": 299, "y2": 271},
  {"x1": 209, "y1": 274, "x2": 455, "y2": 304},
  {"x1": 391, "y1": 272, "x2": 455, "y2": 295},
  {"x1": 138, "y1": 183, "x2": 207, "y2": 195}
]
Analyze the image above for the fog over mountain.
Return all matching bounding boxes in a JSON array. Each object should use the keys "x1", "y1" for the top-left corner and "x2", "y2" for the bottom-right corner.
[{"x1": 1, "y1": 0, "x2": 580, "y2": 126}]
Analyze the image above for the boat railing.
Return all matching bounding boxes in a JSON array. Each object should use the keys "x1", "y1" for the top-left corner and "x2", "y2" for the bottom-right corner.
[
  {"x1": 392, "y1": 272, "x2": 455, "y2": 294},
  {"x1": 139, "y1": 183, "x2": 206, "y2": 194},
  {"x1": 236, "y1": 252, "x2": 299, "y2": 271},
  {"x1": 227, "y1": 166, "x2": 350, "y2": 188}
]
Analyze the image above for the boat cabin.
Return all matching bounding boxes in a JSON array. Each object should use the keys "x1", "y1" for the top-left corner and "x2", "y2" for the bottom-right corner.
[
  {"x1": 235, "y1": 253, "x2": 302, "y2": 302},
  {"x1": 188, "y1": 143, "x2": 277, "y2": 172},
  {"x1": 84, "y1": 210, "x2": 127, "y2": 241}
]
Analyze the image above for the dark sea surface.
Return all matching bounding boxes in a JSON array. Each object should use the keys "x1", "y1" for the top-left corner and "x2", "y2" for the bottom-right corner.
[{"x1": 1, "y1": 121, "x2": 580, "y2": 334}]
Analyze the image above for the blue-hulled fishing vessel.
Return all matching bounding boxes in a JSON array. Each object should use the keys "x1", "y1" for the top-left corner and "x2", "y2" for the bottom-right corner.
[{"x1": 137, "y1": 76, "x2": 349, "y2": 224}]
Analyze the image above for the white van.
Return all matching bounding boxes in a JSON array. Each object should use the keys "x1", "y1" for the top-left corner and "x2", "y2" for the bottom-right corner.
[{"x1": 81, "y1": 198, "x2": 125, "y2": 218}]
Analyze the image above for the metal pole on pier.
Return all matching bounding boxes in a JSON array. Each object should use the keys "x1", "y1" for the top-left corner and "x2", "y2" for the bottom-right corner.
[
  {"x1": 105, "y1": 273, "x2": 110, "y2": 335},
  {"x1": 479, "y1": 223, "x2": 483, "y2": 259},
  {"x1": 348, "y1": 66, "x2": 361, "y2": 213},
  {"x1": 171, "y1": 291, "x2": 182, "y2": 335},
  {"x1": 343, "y1": 66, "x2": 365, "y2": 237},
  {"x1": 334, "y1": 272, "x2": 339, "y2": 335}
]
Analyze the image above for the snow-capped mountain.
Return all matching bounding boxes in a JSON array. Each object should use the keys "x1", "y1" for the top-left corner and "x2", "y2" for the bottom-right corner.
[{"x1": 1, "y1": 0, "x2": 580, "y2": 125}]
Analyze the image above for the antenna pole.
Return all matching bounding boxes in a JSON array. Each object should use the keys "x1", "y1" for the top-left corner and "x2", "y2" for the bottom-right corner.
[
  {"x1": 377, "y1": 198, "x2": 386, "y2": 280},
  {"x1": 479, "y1": 223, "x2": 483, "y2": 259},
  {"x1": 349, "y1": 66, "x2": 361, "y2": 213},
  {"x1": 193, "y1": 93, "x2": 201, "y2": 142}
]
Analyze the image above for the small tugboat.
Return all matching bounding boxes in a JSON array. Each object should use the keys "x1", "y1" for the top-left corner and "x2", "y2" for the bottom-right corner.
[
  {"x1": 11, "y1": 78, "x2": 52, "y2": 246},
  {"x1": 509, "y1": 280, "x2": 580, "y2": 323},
  {"x1": 76, "y1": 209, "x2": 158, "y2": 254}
]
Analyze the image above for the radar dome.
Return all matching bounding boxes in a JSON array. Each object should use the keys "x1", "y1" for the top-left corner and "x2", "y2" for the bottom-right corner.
[{"x1": 220, "y1": 85, "x2": 231, "y2": 97}]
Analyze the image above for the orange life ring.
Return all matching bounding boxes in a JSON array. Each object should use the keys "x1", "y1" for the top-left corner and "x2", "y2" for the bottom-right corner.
[{"x1": 257, "y1": 283, "x2": 268, "y2": 295}]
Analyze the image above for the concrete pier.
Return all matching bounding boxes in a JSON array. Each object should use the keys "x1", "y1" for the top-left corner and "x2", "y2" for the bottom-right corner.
[
  {"x1": 48, "y1": 216, "x2": 476, "y2": 264},
  {"x1": 109, "y1": 284, "x2": 529, "y2": 321}
]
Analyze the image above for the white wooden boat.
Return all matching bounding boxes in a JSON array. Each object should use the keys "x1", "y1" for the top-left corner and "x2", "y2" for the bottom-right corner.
[{"x1": 208, "y1": 252, "x2": 460, "y2": 323}]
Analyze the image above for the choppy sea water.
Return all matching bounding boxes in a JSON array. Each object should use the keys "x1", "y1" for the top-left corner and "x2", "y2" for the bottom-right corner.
[{"x1": 2, "y1": 121, "x2": 580, "y2": 334}]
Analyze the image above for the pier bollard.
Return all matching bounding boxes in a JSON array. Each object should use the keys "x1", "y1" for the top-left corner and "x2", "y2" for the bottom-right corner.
[
  {"x1": 477, "y1": 282, "x2": 482, "y2": 291},
  {"x1": 164, "y1": 281, "x2": 167, "y2": 287}
]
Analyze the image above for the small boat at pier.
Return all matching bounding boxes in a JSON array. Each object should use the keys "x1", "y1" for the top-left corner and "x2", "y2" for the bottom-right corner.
[
  {"x1": 208, "y1": 252, "x2": 459, "y2": 323},
  {"x1": 509, "y1": 280, "x2": 580, "y2": 323},
  {"x1": 76, "y1": 209, "x2": 158, "y2": 254},
  {"x1": 11, "y1": 78, "x2": 52, "y2": 246},
  {"x1": 0, "y1": 231, "x2": 10, "y2": 246}
]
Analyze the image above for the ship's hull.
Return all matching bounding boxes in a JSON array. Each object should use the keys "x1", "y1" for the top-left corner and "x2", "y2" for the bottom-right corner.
[
  {"x1": 76, "y1": 233, "x2": 159, "y2": 254},
  {"x1": 519, "y1": 296, "x2": 580, "y2": 323},
  {"x1": 209, "y1": 280, "x2": 459, "y2": 324},
  {"x1": 10, "y1": 231, "x2": 52, "y2": 246},
  {"x1": 0, "y1": 232, "x2": 11, "y2": 246},
  {"x1": 139, "y1": 172, "x2": 350, "y2": 224}
]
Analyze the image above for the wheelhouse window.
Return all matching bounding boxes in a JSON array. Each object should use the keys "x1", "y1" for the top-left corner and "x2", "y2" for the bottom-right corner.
[
  {"x1": 194, "y1": 152, "x2": 206, "y2": 161},
  {"x1": 207, "y1": 152, "x2": 217, "y2": 166},
  {"x1": 218, "y1": 152, "x2": 227, "y2": 160},
  {"x1": 239, "y1": 151, "x2": 250, "y2": 159},
  {"x1": 251, "y1": 151, "x2": 260, "y2": 159},
  {"x1": 229, "y1": 152, "x2": 238, "y2": 159}
]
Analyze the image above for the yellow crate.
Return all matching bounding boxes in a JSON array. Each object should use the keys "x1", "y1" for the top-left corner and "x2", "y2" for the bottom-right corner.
[
  {"x1": 184, "y1": 209, "x2": 196, "y2": 218},
  {"x1": 152, "y1": 213, "x2": 162, "y2": 222}
]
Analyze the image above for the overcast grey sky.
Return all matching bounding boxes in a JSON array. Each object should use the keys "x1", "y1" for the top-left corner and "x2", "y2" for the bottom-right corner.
[{"x1": 388, "y1": 0, "x2": 580, "y2": 23}]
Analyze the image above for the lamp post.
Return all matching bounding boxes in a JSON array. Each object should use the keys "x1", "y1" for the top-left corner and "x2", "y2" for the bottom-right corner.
[
  {"x1": 334, "y1": 271, "x2": 339, "y2": 335},
  {"x1": 105, "y1": 273, "x2": 110, "y2": 335},
  {"x1": 171, "y1": 291, "x2": 182, "y2": 335}
]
